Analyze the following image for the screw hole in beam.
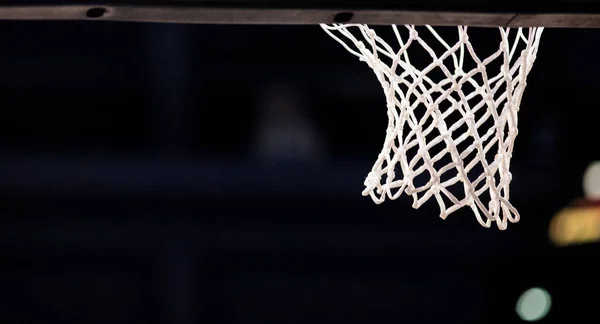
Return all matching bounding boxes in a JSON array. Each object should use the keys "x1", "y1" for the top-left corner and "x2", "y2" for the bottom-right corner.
[
  {"x1": 86, "y1": 7, "x2": 107, "y2": 19},
  {"x1": 333, "y1": 12, "x2": 354, "y2": 23}
]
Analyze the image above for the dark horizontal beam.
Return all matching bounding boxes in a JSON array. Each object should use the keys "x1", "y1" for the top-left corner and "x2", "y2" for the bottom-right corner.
[{"x1": 0, "y1": 4, "x2": 600, "y2": 27}]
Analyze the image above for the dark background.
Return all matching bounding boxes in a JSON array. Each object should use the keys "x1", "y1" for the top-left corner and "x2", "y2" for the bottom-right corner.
[{"x1": 0, "y1": 21, "x2": 598, "y2": 323}]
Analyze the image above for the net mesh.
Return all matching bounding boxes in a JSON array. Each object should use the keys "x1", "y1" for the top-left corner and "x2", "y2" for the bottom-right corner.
[{"x1": 321, "y1": 24, "x2": 543, "y2": 229}]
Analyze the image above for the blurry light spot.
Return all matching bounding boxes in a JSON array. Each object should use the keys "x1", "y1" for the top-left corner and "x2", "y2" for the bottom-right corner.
[
  {"x1": 549, "y1": 206, "x2": 600, "y2": 246},
  {"x1": 583, "y1": 161, "x2": 600, "y2": 200},
  {"x1": 516, "y1": 287, "x2": 551, "y2": 322}
]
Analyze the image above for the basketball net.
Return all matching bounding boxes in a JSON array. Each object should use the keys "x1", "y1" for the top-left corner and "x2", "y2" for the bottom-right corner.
[{"x1": 321, "y1": 24, "x2": 544, "y2": 229}]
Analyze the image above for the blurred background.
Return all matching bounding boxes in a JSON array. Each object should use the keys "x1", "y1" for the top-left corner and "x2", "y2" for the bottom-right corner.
[{"x1": 0, "y1": 20, "x2": 599, "y2": 324}]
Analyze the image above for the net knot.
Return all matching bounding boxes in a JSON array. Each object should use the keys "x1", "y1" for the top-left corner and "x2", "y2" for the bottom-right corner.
[
  {"x1": 464, "y1": 112, "x2": 475, "y2": 122},
  {"x1": 387, "y1": 170, "x2": 396, "y2": 180},
  {"x1": 367, "y1": 28, "x2": 377, "y2": 38},
  {"x1": 364, "y1": 171, "x2": 382, "y2": 188},
  {"x1": 409, "y1": 29, "x2": 418, "y2": 39},
  {"x1": 496, "y1": 152, "x2": 512, "y2": 161}
]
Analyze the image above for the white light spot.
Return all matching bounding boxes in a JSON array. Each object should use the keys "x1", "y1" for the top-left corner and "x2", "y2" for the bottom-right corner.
[
  {"x1": 516, "y1": 287, "x2": 551, "y2": 322},
  {"x1": 583, "y1": 161, "x2": 600, "y2": 200}
]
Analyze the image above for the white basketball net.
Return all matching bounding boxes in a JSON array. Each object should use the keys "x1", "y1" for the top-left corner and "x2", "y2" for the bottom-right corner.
[{"x1": 321, "y1": 24, "x2": 543, "y2": 229}]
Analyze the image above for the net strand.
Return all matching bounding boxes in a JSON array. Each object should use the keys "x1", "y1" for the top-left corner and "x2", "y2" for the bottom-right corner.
[{"x1": 321, "y1": 24, "x2": 543, "y2": 230}]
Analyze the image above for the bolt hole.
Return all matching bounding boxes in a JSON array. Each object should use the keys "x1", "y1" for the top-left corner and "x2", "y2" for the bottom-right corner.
[
  {"x1": 333, "y1": 12, "x2": 354, "y2": 23},
  {"x1": 86, "y1": 7, "x2": 106, "y2": 19}
]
